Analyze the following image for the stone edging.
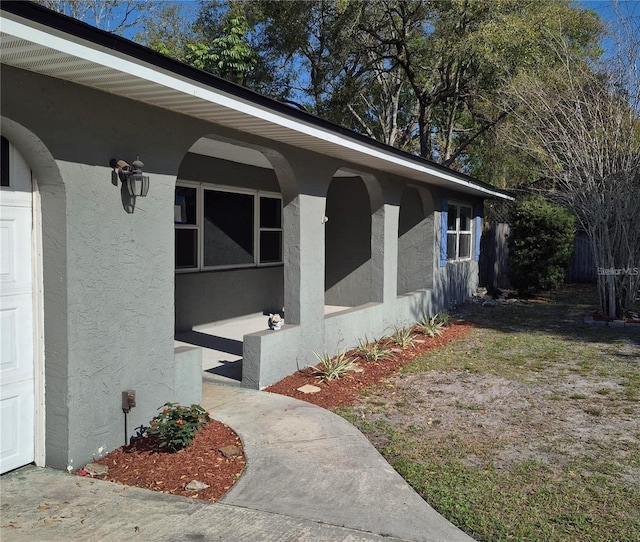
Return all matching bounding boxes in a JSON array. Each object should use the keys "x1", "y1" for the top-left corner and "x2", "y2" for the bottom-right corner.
[{"x1": 583, "y1": 315, "x2": 639, "y2": 328}]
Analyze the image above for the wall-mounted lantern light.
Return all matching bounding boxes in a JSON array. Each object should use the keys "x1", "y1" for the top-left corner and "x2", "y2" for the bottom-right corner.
[{"x1": 110, "y1": 156, "x2": 149, "y2": 197}]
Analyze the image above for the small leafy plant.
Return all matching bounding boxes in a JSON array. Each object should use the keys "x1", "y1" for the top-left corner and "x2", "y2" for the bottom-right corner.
[
  {"x1": 357, "y1": 336, "x2": 392, "y2": 362},
  {"x1": 147, "y1": 402, "x2": 210, "y2": 452},
  {"x1": 311, "y1": 349, "x2": 358, "y2": 382},
  {"x1": 391, "y1": 326, "x2": 415, "y2": 348}
]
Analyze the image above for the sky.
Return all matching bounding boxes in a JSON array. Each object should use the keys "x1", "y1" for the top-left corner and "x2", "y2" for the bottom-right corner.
[
  {"x1": 578, "y1": 0, "x2": 640, "y2": 20},
  {"x1": 576, "y1": 0, "x2": 639, "y2": 70},
  {"x1": 104, "y1": 0, "x2": 640, "y2": 70},
  {"x1": 118, "y1": 1, "x2": 640, "y2": 41}
]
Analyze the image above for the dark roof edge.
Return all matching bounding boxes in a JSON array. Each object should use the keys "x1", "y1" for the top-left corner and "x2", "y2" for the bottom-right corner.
[{"x1": 2, "y1": 1, "x2": 512, "y2": 199}]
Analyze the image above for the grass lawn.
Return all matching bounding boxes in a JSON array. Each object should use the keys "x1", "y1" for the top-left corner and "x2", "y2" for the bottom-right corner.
[{"x1": 337, "y1": 285, "x2": 640, "y2": 542}]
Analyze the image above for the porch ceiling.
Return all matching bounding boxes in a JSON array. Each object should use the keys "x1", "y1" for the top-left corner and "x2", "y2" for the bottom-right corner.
[{"x1": 0, "y1": 5, "x2": 511, "y2": 200}]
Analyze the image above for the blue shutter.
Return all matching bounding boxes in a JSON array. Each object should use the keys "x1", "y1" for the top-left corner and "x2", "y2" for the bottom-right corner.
[
  {"x1": 440, "y1": 198, "x2": 448, "y2": 267},
  {"x1": 474, "y1": 205, "x2": 482, "y2": 262}
]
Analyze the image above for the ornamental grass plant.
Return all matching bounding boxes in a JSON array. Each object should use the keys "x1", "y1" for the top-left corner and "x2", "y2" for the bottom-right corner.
[{"x1": 311, "y1": 349, "x2": 358, "y2": 382}]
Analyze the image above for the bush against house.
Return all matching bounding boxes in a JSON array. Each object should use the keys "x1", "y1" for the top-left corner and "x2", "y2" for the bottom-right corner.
[{"x1": 507, "y1": 196, "x2": 574, "y2": 298}]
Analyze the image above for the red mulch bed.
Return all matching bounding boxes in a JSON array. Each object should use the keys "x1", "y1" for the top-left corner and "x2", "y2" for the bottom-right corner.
[
  {"x1": 84, "y1": 419, "x2": 245, "y2": 502},
  {"x1": 79, "y1": 321, "x2": 471, "y2": 502},
  {"x1": 265, "y1": 321, "x2": 472, "y2": 410}
]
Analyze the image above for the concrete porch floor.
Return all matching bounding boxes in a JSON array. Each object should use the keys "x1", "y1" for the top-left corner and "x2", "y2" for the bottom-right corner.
[{"x1": 174, "y1": 305, "x2": 352, "y2": 386}]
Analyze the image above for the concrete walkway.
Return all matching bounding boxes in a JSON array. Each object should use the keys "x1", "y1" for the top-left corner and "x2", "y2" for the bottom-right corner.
[{"x1": 0, "y1": 384, "x2": 475, "y2": 542}]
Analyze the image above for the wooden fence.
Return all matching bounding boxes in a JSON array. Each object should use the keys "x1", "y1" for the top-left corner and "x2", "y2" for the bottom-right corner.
[
  {"x1": 480, "y1": 224, "x2": 596, "y2": 292},
  {"x1": 479, "y1": 223, "x2": 511, "y2": 291},
  {"x1": 566, "y1": 234, "x2": 597, "y2": 283}
]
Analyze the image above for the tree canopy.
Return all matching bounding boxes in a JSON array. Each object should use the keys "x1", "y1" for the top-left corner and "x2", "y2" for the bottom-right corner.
[
  {"x1": 120, "y1": 0, "x2": 603, "y2": 176},
  {"x1": 34, "y1": 0, "x2": 640, "y2": 317}
]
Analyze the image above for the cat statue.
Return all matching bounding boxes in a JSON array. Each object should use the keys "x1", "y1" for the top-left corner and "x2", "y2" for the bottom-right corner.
[{"x1": 268, "y1": 313, "x2": 284, "y2": 330}]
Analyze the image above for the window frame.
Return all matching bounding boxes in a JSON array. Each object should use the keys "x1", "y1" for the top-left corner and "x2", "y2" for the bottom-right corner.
[
  {"x1": 175, "y1": 181, "x2": 283, "y2": 273},
  {"x1": 446, "y1": 201, "x2": 473, "y2": 263}
]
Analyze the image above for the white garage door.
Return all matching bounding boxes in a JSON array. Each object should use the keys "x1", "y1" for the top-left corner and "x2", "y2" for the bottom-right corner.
[{"x1": 0, "y1": 136, "x2": 35, "y2": 474}]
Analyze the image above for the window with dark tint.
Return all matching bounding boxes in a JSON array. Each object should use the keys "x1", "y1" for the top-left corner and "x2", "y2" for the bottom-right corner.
[
  {"x1": 459, "y1": 205, "x2": 472, "y2": 232},
  {"x1": 447, "y1": 204, "x2": 457, "y2": 230},
  {"x1": 259, "y1": 196, "x2": 283, "y2": 264},
  {"x1": 260, "y1": 230, "x2": 282, "y2": 263},
  {"x1": 175, "y1": 184, "x2": 283, "y2": 271},
  {"x1": 174, "y1": 185, "x2": 197, "y2": 224},
  {"x1": 447, "y1": 232, "x2": 458, "y2": 260},
  {"x1": 260, "y1": 196, "x2": 281, "y2": 228},
  {"x1": 174, "y1": 185, "x2": 199, "y2": 269},
  {"x1": 203, "y1": 190, "x2": 254, "y2": 267},
  {"x1": 1, "y1": 136, "x2": 9, "y2": 187},
  {"x1": 175, "y1": 229, "x2": 198, "y2": 269}
]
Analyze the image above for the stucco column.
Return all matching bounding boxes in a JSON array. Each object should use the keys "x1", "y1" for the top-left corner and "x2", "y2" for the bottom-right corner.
[
  {"x1": 284, "y1": 193, "x2": 328, "y2": 326},
  {"x1": 281, "y1": 154, "x2": 336, "y2": 329},
  {"x1": 381, "y1": 203, "x2": 400, "y2": 303}
]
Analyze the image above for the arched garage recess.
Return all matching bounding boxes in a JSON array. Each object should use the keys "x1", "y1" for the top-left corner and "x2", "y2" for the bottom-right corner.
[{"x1": 1, "y1": 119, "x2": 64, "y2": 473}]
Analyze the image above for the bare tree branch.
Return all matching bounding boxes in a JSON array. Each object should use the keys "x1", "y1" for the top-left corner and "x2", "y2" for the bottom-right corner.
[{"x1": 502, "y1": 14, "x2": 640, "y2": 318}]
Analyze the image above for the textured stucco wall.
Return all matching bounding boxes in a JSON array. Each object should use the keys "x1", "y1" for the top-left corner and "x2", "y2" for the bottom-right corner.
[
  {"x1": 3, "y1": 62, "x2": 487, "y2": 442},
  {"x1": 178, "y1": 153, "x2": 280, "y2": 192},
  {"x1": 431, "y1": 189, "x2": 483, "y2": 311},
  {"x1": 398, "y1": 186, "x2": 432, "y2": 294},
  {"x1": 1, "y1": 66, "x2": 205, "y2": 470},
  {"x1": 60, "y1": 161, "x2": 178, "y2": 471},
  {"x1": 245, "y1": 178, "x2": 483, "y2": 389}
]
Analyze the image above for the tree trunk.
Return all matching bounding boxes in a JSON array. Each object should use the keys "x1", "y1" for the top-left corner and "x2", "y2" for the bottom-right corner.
[{"x1": 418, "y1": 101, "x2": 432, "y2": 160}]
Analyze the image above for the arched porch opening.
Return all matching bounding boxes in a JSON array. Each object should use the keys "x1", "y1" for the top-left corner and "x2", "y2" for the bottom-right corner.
[
  {"x1": 324, "y1": 169, "x2": 384, "y2": 310},
  {"x1": 173, "y1": 135, "x2": 295, "y2": 385},
  {"x1": 397, "y1": 185, "x2": 435, "y2": 294}
]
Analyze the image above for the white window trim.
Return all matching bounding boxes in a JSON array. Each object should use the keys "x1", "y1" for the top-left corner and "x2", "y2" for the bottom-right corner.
[
  {"x1": 446, "y1": 201, "x2": 473, "y2": 263},
  {"x1": 175, "y1": 182, "x2": 283, "y2": 272}
]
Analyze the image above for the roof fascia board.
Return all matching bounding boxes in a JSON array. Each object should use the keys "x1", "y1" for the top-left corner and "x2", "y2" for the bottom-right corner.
[{"x1": 1, "y1": 8, "x2": 512, "y2": 201}]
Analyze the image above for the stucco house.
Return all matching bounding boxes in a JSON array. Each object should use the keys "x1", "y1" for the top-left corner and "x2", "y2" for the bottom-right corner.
[{"x1": 0, "y1": 1, "x2": 511, "y2": 474}]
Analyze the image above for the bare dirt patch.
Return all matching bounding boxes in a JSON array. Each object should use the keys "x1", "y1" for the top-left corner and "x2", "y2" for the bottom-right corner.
[
  {"x1": 355, "y1": 370, "x2": 640, "y2": 483},
  {"x1": 342, "y1": 285, "x2": 640, "y2": 500},
  {"x1": 267, "y1": 285, "x2": 640, "y2": 540}
]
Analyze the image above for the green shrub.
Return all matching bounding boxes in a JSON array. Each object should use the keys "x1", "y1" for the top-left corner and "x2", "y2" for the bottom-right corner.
[
  {"x1": 147, "y1": 402, "x2": 210, "y2": 452},
  {"x1": 507, "y1": 196, "x2": 575, "y2": 298}
]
